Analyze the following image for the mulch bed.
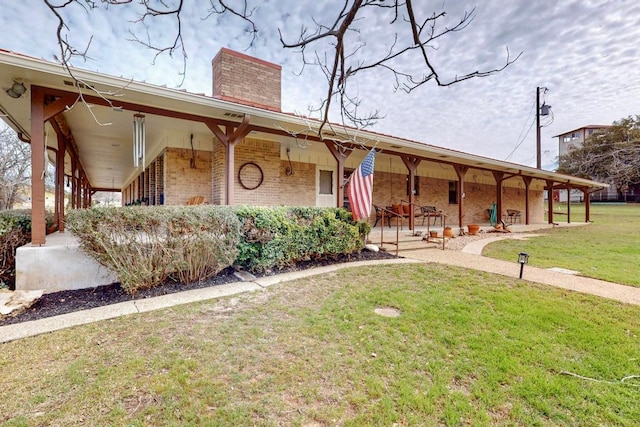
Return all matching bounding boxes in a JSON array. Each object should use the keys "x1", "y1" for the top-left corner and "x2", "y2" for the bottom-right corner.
[{"x1": 1, "y1": 250, "x2": 398, "y2": 326}]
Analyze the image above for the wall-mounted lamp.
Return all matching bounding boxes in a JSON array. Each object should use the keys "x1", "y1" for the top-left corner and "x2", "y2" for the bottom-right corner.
[
  {"x1": 285, "y1": 147, "x2": 295, "y2": 176},
  {"x1": 6, "y1": 80, "x2": 26, "y2": 99},
  {"x1": 517, "y1": 252, "x2": 529, "y2": 279}
]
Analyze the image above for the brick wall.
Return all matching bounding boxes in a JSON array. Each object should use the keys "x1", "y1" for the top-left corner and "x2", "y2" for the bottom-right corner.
[
  {"x1": 212, "y1": 138, "x2": 282, "y2": 206},
  {"x1": 233, "y1": 138, "x2": 281, "y2": 205},
  {"x1": 163, "y1": 147, "x2": 212, "y2": 205},
  {"x1": 212, "y1": 48, "x2": 281, "y2": 111},
  {"x1": 279, "y1": 160, "x2": 316, "y2": 206},
  {"x1": 211, "y1": 139, "x2": 225, "y2": 204}
]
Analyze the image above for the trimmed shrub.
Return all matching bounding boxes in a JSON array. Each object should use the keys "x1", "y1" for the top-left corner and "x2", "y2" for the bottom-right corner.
[
  {"x1": 235, "y1": 206, "x2": 364, "y2": 272},
  {"x1": 0, "y1": 210, "x2": 54, "y2": 289},
  {"x1": 67, "y1": 206, "x2": 240, "y2": 294}
]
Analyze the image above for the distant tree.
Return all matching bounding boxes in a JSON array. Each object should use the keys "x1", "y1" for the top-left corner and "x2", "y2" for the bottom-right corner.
[
  {"x1": 0, "y1": 125, "x2": 31, "y2": 210},
  {"x1": 41, "y1": 0, "x2": 519, "y2": 136},
  {"x1": 558, "y1": 116, "x2": 640, "y2": 195}
]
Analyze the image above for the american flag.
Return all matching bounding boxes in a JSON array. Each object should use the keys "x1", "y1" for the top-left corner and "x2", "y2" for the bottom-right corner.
[{"x1": 347, "y1": 149, "x2": 376, "y2": 221}]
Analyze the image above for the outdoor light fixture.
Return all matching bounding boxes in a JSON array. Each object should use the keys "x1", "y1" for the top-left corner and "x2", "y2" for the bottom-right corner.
[
  {"x1": 133, "y1": 113, "x2": 146, "y2": 169},
  {"x1": 518, "y1": 252, "x2": 530, "y2": 279},
  {"x1": 5, "y1": 80, "x2": 26, "y2": 99}
]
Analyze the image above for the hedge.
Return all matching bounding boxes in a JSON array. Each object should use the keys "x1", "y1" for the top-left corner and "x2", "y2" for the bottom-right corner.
[
  {"x1": 66, "y1": 205, "x2": 367, "y2": 294},
  {"x1": 234, "y1": 206, "x2": 366, "y2": 272},
  {"x1": 66, "y1": 206, "x2": 241, "y2": 294},
  {"x1": 0, "y1": 210, "x2": 54, "y2": 289}
]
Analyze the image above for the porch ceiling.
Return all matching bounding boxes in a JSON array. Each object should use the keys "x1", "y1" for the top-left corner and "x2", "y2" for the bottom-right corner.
[{"x1": 0, "y1": 50, "x2": 607, "y2": 192}]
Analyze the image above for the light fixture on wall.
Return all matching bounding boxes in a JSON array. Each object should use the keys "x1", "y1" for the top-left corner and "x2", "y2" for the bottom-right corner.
[
  {"x1": 5, "y1": 79, "x2": 26, "y2": 99},
  {"x1": 133, "y1": 113, "x2": 146, "y2": 169},
  {"x1": 285, "y1": 147, "x2": 295, "y2": 176}
]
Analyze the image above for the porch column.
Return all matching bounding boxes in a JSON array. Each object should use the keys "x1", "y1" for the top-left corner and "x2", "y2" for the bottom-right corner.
[
  {"x1": 75, "y1": 171, "x2": 82, "y2": 209},
  {"x1": 401, "y1": 156, "x2": 421, "y2": 230},
  {"x1": 70, "y1": 159, "x2": 77, "y2": 209},
  {"x1": 492, "y1": 171, "x2": 505, "y2": 225},
  {"x1": 30, "y1": 86, "x2": 46, "y2": 245},
  {"x1": 453, "y1": 165, "x2": 469, "y2": 229},
  {"x1": 546, "y1": 180, "x2": 555, "y2": 224},
  {"x1": 325, "y1": 142, "x2": 352, "y2": 208},
  {"x1": 567, "y1": 184, "x2": 572, "y2": 224},
  {"x1": 522, "y1": 176, "x2": 532, "y2": 225},
  {"x1": 56, "y1": 139, "x2": 66, "y2": 231},
  {"x1": 207, "y1": 115, "x2": 251, "y2": 205},
  {"x1": 584, "y1": 187, "x2": 591, "y2": 222}
]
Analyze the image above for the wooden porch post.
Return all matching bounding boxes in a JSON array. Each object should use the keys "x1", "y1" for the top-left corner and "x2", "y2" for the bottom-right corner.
[
  {"x1": 546, "y1": 180, "x2": 555, "y2": 224},
  {"x1": 492, "y1": 171, "x2": 505, "y2": 225},
  {"x1": 207, "y1": 115, "x2": 251, "y2": 205},
  {"x1": 453, "y1": 165, "x2": 469, "y2": 229},
  {"x1": 567, "y1": 185, "x2": 572, "y2": 224},
  {"x1": 522, "y1": 176, "x2": 532, "y2": 225},
  {"x1": 30, "y1": 86, "x2": 46, "y2": 245},
  {"x1": 325, "y1": 142, "x2": 352, "y2": 208},
  {"x1": 70, "y1": 159, "x2": 77, "y2": 209},
  {"x1": 401, "y1": 156, "x2": 421, "y2": 230},
  {"x1": 75, "y1": 171, "x2": 82, "y2": 208},
  {"x1": 56, "y1": 139, "x2": 66, "y2": 231},
  {"x1": 583, "y1": 187, "x2": 591, "y2": 222}
]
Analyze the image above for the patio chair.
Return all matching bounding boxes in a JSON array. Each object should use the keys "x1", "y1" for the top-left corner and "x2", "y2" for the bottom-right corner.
[
  {"x1": 504, "y1": 209, "x2": 522, "y2": 223},
  {"x1": 419, "y1": 205, "x2": 443, "y2": 226},
  {"x1": 186, "y1": 195, "x2": 205, "y2": 205},
  {"x1": 373, "y1": 204, "x2": 391, "y2": 228}
]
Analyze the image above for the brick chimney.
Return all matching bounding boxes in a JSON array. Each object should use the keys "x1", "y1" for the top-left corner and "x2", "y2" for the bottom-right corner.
[{"x1": 212, "y1": 48, "x2": 281, "y2": 112}]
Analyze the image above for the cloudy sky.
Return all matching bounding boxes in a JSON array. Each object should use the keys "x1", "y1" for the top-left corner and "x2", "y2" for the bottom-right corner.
[{"x1": 2, "y1": 0, "x2": 639, "y2": 169}]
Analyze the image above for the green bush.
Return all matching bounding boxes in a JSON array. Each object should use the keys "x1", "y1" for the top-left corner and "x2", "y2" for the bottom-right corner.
[
  {"x1": 67, "y1": 206, "x2": 241, "y2": 294},
  {"x1": 0, "y1": 210, "x2": 55, "y2": 289},
  {"x1": 234, "y1": 206, "x2": 364, "y2": 272},
  {"x1": 67, "y1": 205, "x2": 365, "y2": 293}
]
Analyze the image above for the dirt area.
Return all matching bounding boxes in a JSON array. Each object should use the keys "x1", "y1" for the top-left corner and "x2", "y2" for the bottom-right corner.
[{"x1": 0, "y1": 250, "x2": 397, "y2": 326}]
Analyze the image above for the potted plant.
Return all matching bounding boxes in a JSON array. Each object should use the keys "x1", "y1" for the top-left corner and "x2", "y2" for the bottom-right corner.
[
  {"x1": 443, "y1": 226, "x2": 454, "y2": 238},
  {"x1": 467, "y1": 224, "x2": 480, "y2": 235},
  {"x1": 429, "y1": 230, "x2": 438, "y2": 238}
]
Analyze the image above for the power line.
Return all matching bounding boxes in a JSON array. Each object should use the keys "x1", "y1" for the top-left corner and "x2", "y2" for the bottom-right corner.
[{"x1": 505, "y1": 101, "x2": 537, "y2": 161}]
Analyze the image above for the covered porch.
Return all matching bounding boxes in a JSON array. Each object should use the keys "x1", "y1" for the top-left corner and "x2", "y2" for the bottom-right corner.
[{"x1": 0, "y1": 48, "x2": 606, "y2": 253}]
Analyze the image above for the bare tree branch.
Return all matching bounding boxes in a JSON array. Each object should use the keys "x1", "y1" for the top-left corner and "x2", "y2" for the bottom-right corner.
[
  {"x1": 40, "y1": 0, "x2": 519, "y2": 137},
  {"x1": 278, "y1": 0, "x2": 521, "y2": 135}
]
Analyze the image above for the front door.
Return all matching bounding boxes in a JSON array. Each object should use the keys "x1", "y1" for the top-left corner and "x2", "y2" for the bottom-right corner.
[{"x1": 316, "y1": 167, "x2": 337, "y2": 207}]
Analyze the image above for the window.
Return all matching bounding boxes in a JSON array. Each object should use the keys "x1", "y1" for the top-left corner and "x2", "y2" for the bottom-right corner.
[
  {"x1": 449, "y1": 181, "x2": 458, "y2": 204},
  {"x1": 319, "y1": 170, "x2": 333, "y2": 195},
  {"x1": 406, "y1": 175, "x2": 420, "y2": 196}
]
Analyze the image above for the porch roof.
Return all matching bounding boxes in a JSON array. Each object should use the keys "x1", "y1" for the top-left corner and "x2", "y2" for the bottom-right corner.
[{"x1": 0, "y1": 49, "x2": 607, "y2": 191}]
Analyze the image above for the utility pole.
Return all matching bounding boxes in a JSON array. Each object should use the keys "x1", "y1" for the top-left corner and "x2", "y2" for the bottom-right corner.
[
  {"x1": 536, "y1": 86, "x2": 541, "y2": 169},
  {"x1": 536, "y1": 86, "x2": 550, "y2": 170}
]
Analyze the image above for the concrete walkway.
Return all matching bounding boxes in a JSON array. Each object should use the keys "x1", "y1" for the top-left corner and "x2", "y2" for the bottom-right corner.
[{"x1": 3, "y1": 226, "x2": 640, "y2": 343}]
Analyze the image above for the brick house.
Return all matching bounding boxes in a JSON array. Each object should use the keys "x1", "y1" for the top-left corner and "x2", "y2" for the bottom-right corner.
[{"x1": 0, "y1": 47, "x2": 607, "y2": 248}]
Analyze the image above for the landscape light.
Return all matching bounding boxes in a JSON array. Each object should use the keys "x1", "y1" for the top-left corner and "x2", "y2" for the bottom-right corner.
[{"x1": 518, "y1": 252, "x2": 529, "y2": 279}]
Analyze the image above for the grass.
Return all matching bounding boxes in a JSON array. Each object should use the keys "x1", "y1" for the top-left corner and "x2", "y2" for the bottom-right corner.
[
  {"x1": 2, "y1": 263, "x2": 640, "y2": 426},
  {"x1": 483, "y1": 203, "x2": 640, "y2": 286}
]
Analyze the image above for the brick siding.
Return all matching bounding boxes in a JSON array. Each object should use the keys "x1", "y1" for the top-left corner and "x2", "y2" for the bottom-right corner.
[{"x1": 163, "y1": 147, "x2": 212, "y2": 205}]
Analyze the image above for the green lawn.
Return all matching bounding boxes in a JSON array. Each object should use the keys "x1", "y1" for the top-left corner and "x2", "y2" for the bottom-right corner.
[
  {"x1": 2, "y1": 263, "x2": 639, "y2": 426},
  {"x1": 483, "y1": 203, "x2": 640, "y2": 287}
]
